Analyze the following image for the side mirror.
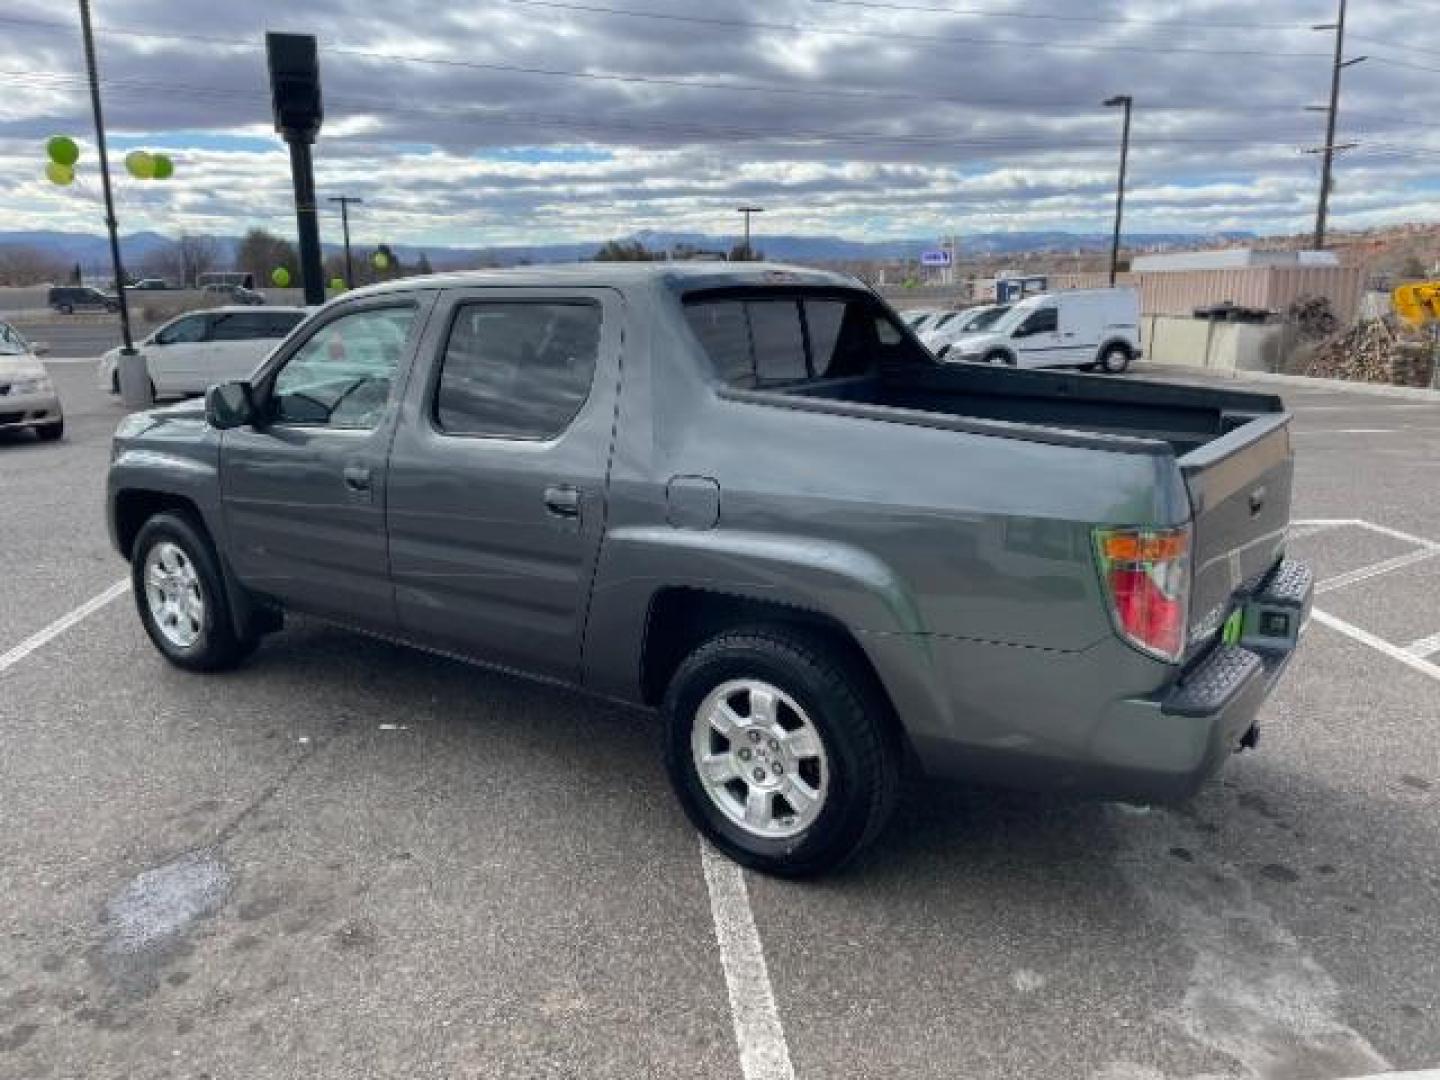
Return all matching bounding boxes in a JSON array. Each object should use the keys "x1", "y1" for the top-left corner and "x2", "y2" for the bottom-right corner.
[
  {"x1": 31, "y1": 341, "x2": 51, "y2": 356},
  {"x1": 205, "y1": 380, "x2": 256, "y2": 430}
]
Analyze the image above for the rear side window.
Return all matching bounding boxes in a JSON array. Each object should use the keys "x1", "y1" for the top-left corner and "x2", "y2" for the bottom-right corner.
[
  {"x1": 435, "y1": 301, "x2": 601, "y2": 439},
  {"x1": 685, "y1": 294, "x2": 924, "y2": 387},
  {"x1": 744, "y1": 301, "x2": 806, "y2": 384},
  {"x1": 210, "y1": 311, "x2": 306, "y2": 340}
]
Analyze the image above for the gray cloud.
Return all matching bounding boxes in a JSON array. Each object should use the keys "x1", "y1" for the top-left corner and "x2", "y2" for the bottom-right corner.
[{"x1": 1, "y1": 0, "x2": 1437, "y2": 245}]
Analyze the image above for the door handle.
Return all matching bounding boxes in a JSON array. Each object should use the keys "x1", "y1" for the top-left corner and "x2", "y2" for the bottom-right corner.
[
  {"x1": 544, "y1": 484, "x2": 581, "y2": 519},
  {"x1": 343, "y1": 464, "x2": 372, "y2": 493}
]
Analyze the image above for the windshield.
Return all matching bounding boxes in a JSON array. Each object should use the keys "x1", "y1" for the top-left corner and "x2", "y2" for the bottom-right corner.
[
  {"x1": 967, "y1": 305, "x2": 1012, "y2": 332},
  {"x1": 0, "y1": 322, "x2": 28, "y2": 355}
]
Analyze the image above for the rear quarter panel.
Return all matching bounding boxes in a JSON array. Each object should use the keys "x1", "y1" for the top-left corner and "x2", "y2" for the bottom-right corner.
[{"x1": 583, "y1": 282, "x2": 1191, "y2": 711}]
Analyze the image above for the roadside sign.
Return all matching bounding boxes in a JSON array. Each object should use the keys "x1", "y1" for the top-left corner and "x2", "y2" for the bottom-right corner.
[{"x1": 920, "y1": 250, "x2": 952, "y2": 268}]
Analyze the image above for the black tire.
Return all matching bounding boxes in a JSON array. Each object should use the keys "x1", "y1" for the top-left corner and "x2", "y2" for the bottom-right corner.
[
  {"x1": 35, "y1": 419, "x2": 63, "y2": 442},
  {"x1": 984, "y1": 350, "x2": 1015, "y2": 366},
  {"x1": 131, "y1": 512, "x2": 258, "y2": 672},
  {"x1": 1098, "y1": 344, "x2": 1133, "y2": 374},
  {"x1": 662, "y1": 625, "x2": 900, "y2": 877}
]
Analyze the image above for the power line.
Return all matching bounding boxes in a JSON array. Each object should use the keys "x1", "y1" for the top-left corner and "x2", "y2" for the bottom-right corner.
[
  {"x1": 808, "y1": 0, "x2": 1312, "y2": 32},
  {"x1": 496, "y1": 0, "x2": 1333, "y2": 58},
  {"x1": 0, "y1": 14, "x2": 1355, "y2": 115},
  {"x1": 1, "y1": 68, "x2": 1335, "y2": 151}
]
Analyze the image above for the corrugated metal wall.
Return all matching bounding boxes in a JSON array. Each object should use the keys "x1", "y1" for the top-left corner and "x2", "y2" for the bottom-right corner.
[{"x1": 1050, "y1": 266, "x2": 1365, "y2": 322}]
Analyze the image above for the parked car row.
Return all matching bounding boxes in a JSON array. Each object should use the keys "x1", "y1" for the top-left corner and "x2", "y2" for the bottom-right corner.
[
  {"x1": 0, "y1": 320, "x2": 62, "y2": 441},
  {"x1": 47, "y1": 283, "x2": 267, "y2": 316},
  {"x1": 99, "y1": 307, "x2": 309, "y2": 398}
]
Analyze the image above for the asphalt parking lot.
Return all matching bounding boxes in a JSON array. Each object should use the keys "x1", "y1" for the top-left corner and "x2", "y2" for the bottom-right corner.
[{"x1": 2, "y1": 361, "x2": 1438, "y2": 1080}]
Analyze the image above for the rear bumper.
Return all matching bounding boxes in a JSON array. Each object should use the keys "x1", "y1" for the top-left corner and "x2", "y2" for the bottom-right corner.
[{"x1": 899, "y1": 557, "x2": 1313, "y2": 802}]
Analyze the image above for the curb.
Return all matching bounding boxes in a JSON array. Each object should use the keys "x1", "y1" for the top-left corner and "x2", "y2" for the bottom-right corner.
[{"x1": 1135, "y1": 363, "x2": 1437, "y2": 401}]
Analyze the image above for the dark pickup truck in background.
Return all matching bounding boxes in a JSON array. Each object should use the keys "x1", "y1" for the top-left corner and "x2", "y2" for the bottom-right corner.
[{"x1": 107, "y1": 263, "x2": 1312, "y2": 875}]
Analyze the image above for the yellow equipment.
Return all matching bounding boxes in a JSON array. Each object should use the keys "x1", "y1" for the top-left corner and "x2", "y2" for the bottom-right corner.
[{"x1": 1393, "y1": 281, "x2": 1440, "y2": 328}]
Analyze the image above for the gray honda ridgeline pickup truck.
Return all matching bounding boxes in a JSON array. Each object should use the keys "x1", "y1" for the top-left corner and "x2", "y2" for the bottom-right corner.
[{"x1": 108, "y1": 263, "x2": 1312, "y2": 875}]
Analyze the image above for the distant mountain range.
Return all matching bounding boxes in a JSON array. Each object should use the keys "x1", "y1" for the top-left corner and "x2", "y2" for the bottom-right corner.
[{"x1": 1, "y1": 227, "x2": 1256, "y2": 269}]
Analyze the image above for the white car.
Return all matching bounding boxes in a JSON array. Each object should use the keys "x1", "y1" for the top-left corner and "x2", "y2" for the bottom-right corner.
[
  {"x1": 0, "y1": 321, "x2": 62, "y2": 441},
  {"x1": 921, "y1": 304, "x2": 1011, "y2": 353},
  {"x1": 943, "y1": 288, "x2": 1142, "y2": 373},
  {"x1": 99, "y1": 306, "x2": 309, "y2": 397}
]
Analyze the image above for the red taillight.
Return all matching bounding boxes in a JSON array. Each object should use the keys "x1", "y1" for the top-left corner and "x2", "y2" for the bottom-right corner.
[{"x1": 1094, "y1": 526, "x2": 1191, "y2": 662}]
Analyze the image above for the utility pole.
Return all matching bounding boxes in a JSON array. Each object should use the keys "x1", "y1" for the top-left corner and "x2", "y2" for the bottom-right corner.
[
  {"x1": 78, "y1": 0, "x2": 134, "y2": 354},
  {"x1": 1309, "y1": 0, "x2": 1367, "y2": 251},
  {"x1": 328, "y1": 195, "x2": 362, "y2": 286},
  {"x1": 737, "y1": 206, "x2": 764, "y2": 260},
  {"x1": 1104, "y1": 95, "x2": 1132, "y2": 287}
]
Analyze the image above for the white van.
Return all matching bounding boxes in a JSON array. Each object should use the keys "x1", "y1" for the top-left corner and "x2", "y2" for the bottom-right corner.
[
  {"x1": 943, "y1": 288, "x2": 1141, "y2": 373},
  {"x1": 98, "y1": 307, "x2": 309, "y2": 397}
]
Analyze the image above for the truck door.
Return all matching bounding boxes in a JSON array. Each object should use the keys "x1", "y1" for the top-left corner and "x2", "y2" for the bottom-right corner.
[
  {"x1": 1009, "y1": 304, "x2": 1064, "y2": 368},
  {"x1": 219, "y1": 296, "x2": 433, "y2": 629},
  {"x1": 385, "y1": 288, "x2": 623, "y2": 683}
]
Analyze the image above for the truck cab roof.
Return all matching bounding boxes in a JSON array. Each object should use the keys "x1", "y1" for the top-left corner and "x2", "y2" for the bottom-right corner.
[{"x1": 339, "y1": 261, "x2": 865, "y2": 302}]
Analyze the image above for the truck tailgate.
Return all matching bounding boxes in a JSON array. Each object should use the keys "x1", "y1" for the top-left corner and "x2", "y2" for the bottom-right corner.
[{"x1": 1179, "y1": 411, "x2": 1294, "y2": 651}]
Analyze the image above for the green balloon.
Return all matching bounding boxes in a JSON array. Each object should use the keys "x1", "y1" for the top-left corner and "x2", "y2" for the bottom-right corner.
[
  {"x1": 125, "y1": 150, "x2": 154, "y2": 179},
  {"x1": 47, "y1": 136, "x2": 79, "y2": 167},
  {"x1": 151, "y1": 154, "x2": 174, "y2": 179},
  {"x1": 372, "y1": 251, "x2": 390, "y2": 270},
  {"x1": 271, "y1": 267, "x2": 291, "y2": 287},
  {"x1": 45, "y1": 162, "x2": 74, "y2": 186},
  {"x1": 329, "y1": 277, "x2": 346, "y2": 291}
]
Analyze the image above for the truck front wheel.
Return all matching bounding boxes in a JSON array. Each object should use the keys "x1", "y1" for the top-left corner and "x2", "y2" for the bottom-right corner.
[
  {"x1": 662, "y1": 626, "x2": 900, "y2": 877},
  {"x1": 1098, "y1": 344, "x2": 1133, "y2": 374},
  {"x1": 131, "y1": 512, "x2": 258, "y2": 672}
]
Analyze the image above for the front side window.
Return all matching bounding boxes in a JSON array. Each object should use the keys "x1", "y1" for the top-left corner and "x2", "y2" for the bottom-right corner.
[
  {"x1": 435, "y1": 301, "x2": 601, "y2": 439},
  {"x1": 1016, "y1": 308, "x2": 1057, "y2": 337},
  {"x1": 156, "y1": 315, "x2": 208, "y2": 345},
  {"x1": 271, "y1": 305, "x2": 416, "y2": 430}
]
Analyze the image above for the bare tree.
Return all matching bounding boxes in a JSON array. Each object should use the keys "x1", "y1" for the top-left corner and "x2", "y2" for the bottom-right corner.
[
  {"x1": 152, "y1": 234, "x2": 224, "y2": 287},
  {"x1": 235, "y1": 228, "x2": 298, "y2": 285},
  {"x1": 0, "y1": 245, "x2": 68, "y2": 286}
]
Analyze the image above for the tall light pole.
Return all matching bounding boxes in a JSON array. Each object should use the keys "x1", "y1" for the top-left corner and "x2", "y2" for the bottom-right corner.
[
  {"x1": 328, "y1": 195, "x2": 362, "y2": 286},
  {"x1": 1309, "y1": 0, "x2": 1366, "y2": 251},
  {"x1": 737, "y1": 206, "x2": 764, "y2": 261},
  {"x1": 1104, "y1": 95, "x2": 1132, "y2": 287},
  {"x1": 77, "y1": 0, "x2": 135, "y2": 355}
]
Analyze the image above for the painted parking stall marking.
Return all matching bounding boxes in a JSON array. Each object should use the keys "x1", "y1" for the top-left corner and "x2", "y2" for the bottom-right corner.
[
  {"x1": 0, "y1": 578, "x2": 129, "y2": 675},
  {"x1": 1294, "y1": 519, "x2": 1440, "y2": 685}
]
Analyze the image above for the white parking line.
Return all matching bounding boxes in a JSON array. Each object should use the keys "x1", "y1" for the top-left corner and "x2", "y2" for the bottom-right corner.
[
  {"x1": 0, "y1": 579, "x2": 129, "y2": 675},
  {"x1": 1311, "y1": 610, "x2": 1440, "y2": 685},
  {"x1": 1405, "y1": 631, "x2": 1440, "y2": 659},
  {"x1": 1293, "y1": 428, "x2": 1400, "y2": 435},
  {"x1": 1318, "y1": 548, "x2": 1440, "y2": 594},
  {"x1": 699, "y1": 840, "x2": 795, "y2": 1080}
]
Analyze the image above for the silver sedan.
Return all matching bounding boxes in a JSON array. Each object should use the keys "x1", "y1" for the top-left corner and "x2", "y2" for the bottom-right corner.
[{"x1": 0, "y1": 321, "x2": 63, "y2": 441}]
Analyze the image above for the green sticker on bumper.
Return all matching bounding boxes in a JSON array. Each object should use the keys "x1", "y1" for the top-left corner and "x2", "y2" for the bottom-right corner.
[{"x1": 1222, "y1": 609, "x2": 1244, "y2": 645}]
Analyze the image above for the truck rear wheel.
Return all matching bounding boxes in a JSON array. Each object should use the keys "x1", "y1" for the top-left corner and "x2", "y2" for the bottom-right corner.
[
  {"x1": 131, "y1": 512, "x2": 258, "y2": 672},
  {"x1": 662, "y1": 626, "x2": 899, "y2": 877}
]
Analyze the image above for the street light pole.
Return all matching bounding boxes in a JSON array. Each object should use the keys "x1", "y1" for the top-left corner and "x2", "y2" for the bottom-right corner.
[
  {"x1": 737, "y1": 206, "x2": 764, "y2": 260},
  {"x1": 1104, "y1": 94, "x2": 1132, "y2": 288},
  {"x1": 77, "y1": 0, "x2": 134, "y2": 354},
  {"x1": 328, "y1": 195, "x2": 362, "y2": 286}
]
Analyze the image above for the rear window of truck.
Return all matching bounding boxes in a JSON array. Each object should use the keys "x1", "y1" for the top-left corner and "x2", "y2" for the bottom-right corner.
[{"x1": 683, "y1": 293, "x2": 922, "y2": 388}]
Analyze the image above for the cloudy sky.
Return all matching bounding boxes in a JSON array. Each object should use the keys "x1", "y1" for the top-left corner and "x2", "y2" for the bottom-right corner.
[{"x1": 1, "y1": 0, "x2": 1437, "y2": 248}]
